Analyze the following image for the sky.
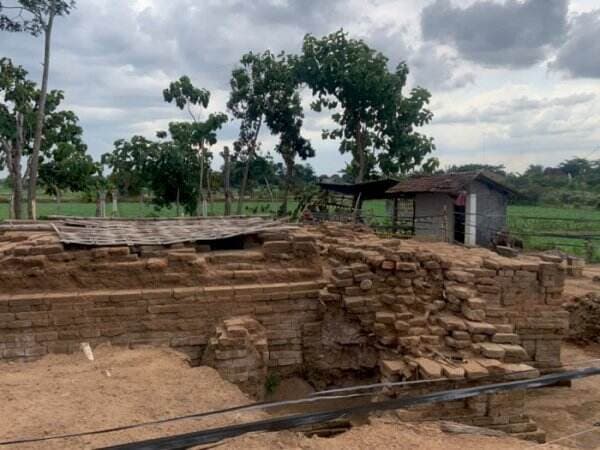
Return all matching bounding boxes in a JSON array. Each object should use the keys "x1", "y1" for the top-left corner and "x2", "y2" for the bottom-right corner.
[{"x1": 1, "y1": 0, "x2": 599, "y2": 175}]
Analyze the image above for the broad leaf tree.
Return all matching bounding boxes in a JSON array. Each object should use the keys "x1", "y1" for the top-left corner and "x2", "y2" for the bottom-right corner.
[
  {"x1": 0, "y1": 57, "x2": 34, "y2": 219},
  {"x1": 227, "y1": 52, "x2": 274, "y2": 214},
  {"x1": 163, "y1": 76, "x2": 227, "y2": 216},
  {"x1": 0, "y1": 58, "x2": 83, "y2": 219},
  {"x1": 0, "y1": 0, "x2": 76, "y2": 219},
  {"x1": 262, "y1": 53, "x2": 314, "y2": 215},
  {"x1": 39, "y1": 141, "x2": 98, "y2": 210},
  {"x1": 102, "y1": 136, "x2": 155, "y2": 196},
  {"x1": 300, "y1": 29, "x2": 435, "y2": 182},
  {"x1": 144, "y1": 138, "x2": 200, "y2": 216}
]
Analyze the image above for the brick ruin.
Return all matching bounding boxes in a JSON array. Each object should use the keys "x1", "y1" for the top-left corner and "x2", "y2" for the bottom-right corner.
[{"x1": 0, "y1": 220, "x2": 570, "y2": 442}]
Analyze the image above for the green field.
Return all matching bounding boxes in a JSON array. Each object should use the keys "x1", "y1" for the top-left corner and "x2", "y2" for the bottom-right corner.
[
  {"x1": 1, "y1": 199, "x2": 599, "y2": 260},
  {"x1": 506, "y1": 205, "x2": 600, "y2": 261}
]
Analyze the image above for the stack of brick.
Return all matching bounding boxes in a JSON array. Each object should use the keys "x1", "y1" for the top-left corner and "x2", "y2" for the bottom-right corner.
[
  {"x1": 0, "y1": 227, "x2": 324, "y2": 294},
  {"x1": 202, "y1": 316, "x2": 269, "y2": 398},
  {"x1": 320, "y1": 243, "x2": 535, "y2": 380},
  {"x1": 564, "y1": 293, "x2": 600, "y2": 342}
]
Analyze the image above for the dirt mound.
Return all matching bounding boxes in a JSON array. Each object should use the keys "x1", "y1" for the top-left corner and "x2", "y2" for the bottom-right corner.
[
  {"x1": 0, "y1": 345, "x2": 579, "y2": 449},
  {"x1": 0, "y1": 345, "x2": 265, "y2": 449},
  {"x1": 225, "y1": 419, "x2": 570, "y2": 449}
]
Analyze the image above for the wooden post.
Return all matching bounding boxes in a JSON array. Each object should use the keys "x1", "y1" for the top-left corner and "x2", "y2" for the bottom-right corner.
[
  {"x1": 111, "y1": 189, "x2": 119, "y2": 217},
  {"x1": 412, "y1": 197, "x2": 416, "y2": 236},
  {"x1": 352, "y1": 192, "x2": 362, "y2": 223},
  {"x1": 442, "y1": 205, "x2": 448, "y2": 243},
  {"x1": 55, "y1": 189, "x2": 61, "y2": 215},
  {"x1": 8, "y1": 193, "x2": 14, "y2": 220},
  {"x1": 585, "y1": 239, "x2": 594, "y2": 263},
  {"x1": 100, "y1": 190, "x2": 107, "y2": 218},
  {"x1": 392, "y1": 197, "x2": 398, "y2": 234},
  {"x1": 139, "y1": 189, "x2": 145, "y2": 218}
]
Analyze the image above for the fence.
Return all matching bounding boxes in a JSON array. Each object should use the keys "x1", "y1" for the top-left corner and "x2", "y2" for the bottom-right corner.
[{"x1": 313, "y1": 207, "x2": 600, "y2": 263}]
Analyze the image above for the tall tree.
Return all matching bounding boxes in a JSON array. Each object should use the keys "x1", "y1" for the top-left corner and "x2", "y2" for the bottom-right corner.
[
  {"x1": 262, "y1": 53, "x2": 314, "y2": 215},
  {"x1": 0, "y1": 57, "x2": 34, "y2": 219},
  {"x1": 227, "y1": 52, "x2": 275, "y2": 214},
  {"x1": 1, "y1": 0, "x2": 76, "y2": 219},
  {"x1": 0, "y1": 58, "x2": 80, "y2": 219},
  {"x1": 144, "y1": 139, "x2": 200, "y2": 216},
  {"x1": 163, "y1": 76, "x2": 227, "y2": 216},
  {"x1": 221, "y1": 146, "x2": 232, "y2": 216},
  {"x1": 300, "y1": 29, "x2": 434, "y2": 182}
]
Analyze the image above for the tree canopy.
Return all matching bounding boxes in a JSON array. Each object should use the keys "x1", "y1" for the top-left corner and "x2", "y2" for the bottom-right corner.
[{"x1": 299, "y1": 29, "x2": 434, "y2": 182}]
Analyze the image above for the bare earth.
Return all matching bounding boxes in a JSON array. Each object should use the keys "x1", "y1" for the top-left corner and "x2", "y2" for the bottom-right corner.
[
  {"x1": 564, "y1": 265, "x2": 600, "y2": 299},
  {"x1": 0, "y1": 344, "x2": 593, "y2": 450}
]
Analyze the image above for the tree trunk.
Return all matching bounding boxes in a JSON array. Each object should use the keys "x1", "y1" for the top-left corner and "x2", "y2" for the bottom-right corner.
[
  {"x1": 223, "y1": 147, "x2": 232, "y2": 216},
  {"x1": 175, "y1": 187, "x2": 181, "y2": 217},
  {"x1": 197, "y1": 146, "x2": 206, "y2": 217},
  {"x1": 95, "y1": 191, "x2": 102, "y2": 217},
  {"x1": 11, "y1": 148, "x2": 24, "y2": 220},
  {"x1": 281, "y1": 153, "x2": 294, "y2": 216},
  {"x1": 28, "y1": 12, "x2": 55, "y2": 220},
  {"x1": 55, "y1": 188, "x2": 61, "y2": 215},
  {"x1": 237, "y1": 152, "x2": 252, "y2": 216},
  {"x1": 4, "y1": 113, "x2": 25, "y2": 220},
  {"x1": 355, "y1": 123, "x2": 365, "y2": 183},
  {"x1": 237, "y1": 118, "x2": 262, "y2": 216},
  {"x1": 207, "y1": 166, "x2": 213, "y2": 216}
]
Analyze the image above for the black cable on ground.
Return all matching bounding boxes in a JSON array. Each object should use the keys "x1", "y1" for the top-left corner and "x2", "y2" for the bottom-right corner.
[
  {"x1": 2, "y1": 359, "x2": 599, "y2": 447},
  {"x1": 99, "y1": 367, "x2": 600, "y2": 450}
]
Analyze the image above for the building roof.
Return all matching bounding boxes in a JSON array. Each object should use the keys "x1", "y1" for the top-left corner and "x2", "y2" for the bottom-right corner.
[
  {"x1": 318, "y1": 178, "x2": 399, "y2": 200},
  {"x1": 386, "y1": 171, "x2": 517, "y2": 196}
]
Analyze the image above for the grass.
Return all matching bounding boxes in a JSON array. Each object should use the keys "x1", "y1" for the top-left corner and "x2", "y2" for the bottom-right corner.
[
  {"x1": 2, "y1": 197, "x2": 599, "y2": 261},
  {"x1": 0, "y1": 200, "x2": 295, "y2": 220},
  {"x1": 507, "y1": 205, "x2": 600, "y2": 261}
]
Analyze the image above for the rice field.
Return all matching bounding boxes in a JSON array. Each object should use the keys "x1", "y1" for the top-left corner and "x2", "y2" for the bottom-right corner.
[{"x1": 1, "y1": 199, "x2": 599, "y2": 260}]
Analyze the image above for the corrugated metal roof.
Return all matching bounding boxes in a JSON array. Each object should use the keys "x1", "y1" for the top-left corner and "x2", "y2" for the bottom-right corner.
[
  {"x1": 317, "y1": 178, "x2": 399, "y2": 199},
  {"x1": 386, "y1": 171, "x2": 516, "y2": 196},
  {"x1": 48, "y1": 217, "x2": 285, "y2": 246}
]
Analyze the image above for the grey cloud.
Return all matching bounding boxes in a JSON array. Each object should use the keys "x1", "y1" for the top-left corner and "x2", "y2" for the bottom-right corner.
[
  {"x1": 435, "y1": 93, "x2": 596, "y2": 124},
  {"x1": 550, "y1": 11, "x2": 600, "y2": 78},
  {"x1": 410, "y1": 43, "x2": 475, "y2": 90},
  {"x1": 421, "y1": 0, "x2": 568, "y2": 68}
]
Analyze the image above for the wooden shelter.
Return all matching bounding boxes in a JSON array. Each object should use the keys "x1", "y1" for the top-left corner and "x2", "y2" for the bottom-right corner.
[
  {"x1": 386, "y1": 171, "x2": 517, "y2": 246},
  {"x1": 316, "y1": 178, "x2": 399, "y2": 221}
]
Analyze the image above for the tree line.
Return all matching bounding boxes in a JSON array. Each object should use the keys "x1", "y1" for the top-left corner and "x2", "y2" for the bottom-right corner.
[
  {"x1": 446, "y1": 160, "x2": 600, "y2": 209},
  {"x1": 0, "y1": 1, "x2": 437, "y2": 218}
]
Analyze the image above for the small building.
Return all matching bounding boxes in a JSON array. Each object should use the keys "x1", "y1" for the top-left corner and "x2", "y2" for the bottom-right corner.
[{"x1": 386, "y1": 171, "x2": 517, "y2": 247}]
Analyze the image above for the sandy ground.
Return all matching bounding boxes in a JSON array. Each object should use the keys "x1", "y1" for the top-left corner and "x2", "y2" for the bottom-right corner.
[
  {"x1": 0, "y1": 345, "x2": 267, "y2": 449},
  {"x1": 564, "y1": 265, "x2": 600, "y2": 298},
  {"x1": 526, "y1": 342, "x2": 600, "y2": 449},
  {"x1": 0, "y1": 343, "x2": 592, "y2": 450}
]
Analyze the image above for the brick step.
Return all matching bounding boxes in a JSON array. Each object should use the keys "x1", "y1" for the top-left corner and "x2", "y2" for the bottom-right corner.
[{"x1": 206, "y1": 251, "x2": 265, "y2": 264}]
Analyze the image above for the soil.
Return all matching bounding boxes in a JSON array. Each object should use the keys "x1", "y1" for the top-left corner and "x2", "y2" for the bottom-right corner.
[
  {"x1": 526, "y1": 342, "x2": 600, "y2": 449},
  {"x1": 0, "y1": 344, "x2": 595, "y2": 450},
  {"x1": 564, "y1": 265, "x2": 600, "y2": 299}
]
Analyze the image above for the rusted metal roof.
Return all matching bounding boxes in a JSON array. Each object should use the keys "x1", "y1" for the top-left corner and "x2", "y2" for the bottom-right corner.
[
  {"x1": 1, "y1": 217, "x2": 285, "y2": 246},
  {"x1": 386, "y1": 171, "x2": 517, "y2": 196}
]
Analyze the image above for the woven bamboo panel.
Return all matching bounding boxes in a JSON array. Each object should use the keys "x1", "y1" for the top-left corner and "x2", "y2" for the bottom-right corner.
[{"x1": 50, "y1": 217, "x2": 284, "y2": 246}]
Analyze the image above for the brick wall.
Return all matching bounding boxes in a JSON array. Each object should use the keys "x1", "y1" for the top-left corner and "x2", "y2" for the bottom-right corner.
[{"x1": 0, "y1": 281, "x2": 323, "y2": 367}]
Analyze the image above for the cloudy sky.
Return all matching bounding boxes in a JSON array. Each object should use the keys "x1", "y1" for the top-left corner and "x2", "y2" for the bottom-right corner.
[{"x1": 1, "y1": 0, "x2": 599, "y2": 175}]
